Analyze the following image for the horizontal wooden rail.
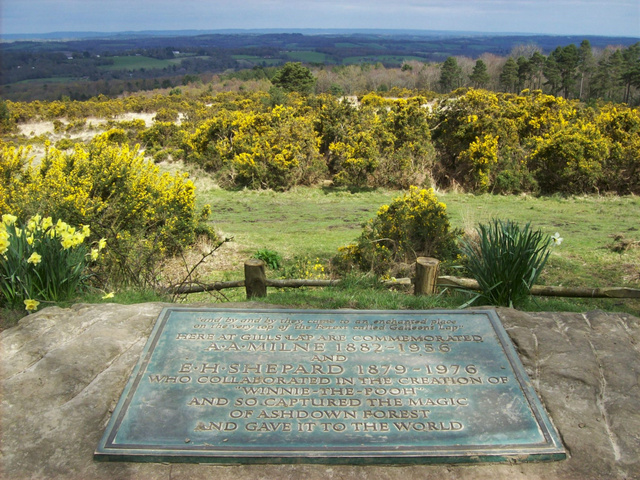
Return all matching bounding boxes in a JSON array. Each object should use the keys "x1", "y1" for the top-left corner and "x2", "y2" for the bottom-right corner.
[
  {"x1": 437, "y1": 276, "x2": 640, "y2": 299},
  {"x1": 164, "y1": 258, "x2": 640, "y2": 300},
  {"x1": 165, "y1": 280, "x2": 244, "y2": 295}
]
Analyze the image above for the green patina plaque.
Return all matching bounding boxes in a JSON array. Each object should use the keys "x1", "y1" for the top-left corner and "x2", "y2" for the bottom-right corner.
[{"x1": 95, "y1": 308, "x2": 565, "y2": 464}]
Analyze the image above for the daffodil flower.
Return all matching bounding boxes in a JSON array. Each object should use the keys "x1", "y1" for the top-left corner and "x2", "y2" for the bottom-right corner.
[
  {"x1": 27, "y1": 252, "x2": 42, "y2": 265},
  {"x1": 24, "y1": 299, "x2": 40, "y2": 312},
  {"x1": 90, "y1": 248, "x2": 99, "y2": 261},
  {"x1": 41, "y1": 216, "x2": 53, "y2": 230},
  {"x1": 102, "y1": 292, "x2": 115, "y2": 299},
  {"x1": 2, "y1": 214, "x2": 17, "y2": 226},
  {"x1": 551, "y1": 232, "x2": 563, "y2": 246}
]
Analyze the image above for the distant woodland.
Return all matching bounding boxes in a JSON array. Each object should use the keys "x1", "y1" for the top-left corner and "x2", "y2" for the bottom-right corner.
[{"x1": 1, "y1": 31, "x2": 639, "y2": 104}]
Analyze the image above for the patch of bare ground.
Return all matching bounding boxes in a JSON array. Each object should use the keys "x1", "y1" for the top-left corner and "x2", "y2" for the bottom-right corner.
[{"x1": 159, "y1": 235, "x2": 247, "y2": 288}]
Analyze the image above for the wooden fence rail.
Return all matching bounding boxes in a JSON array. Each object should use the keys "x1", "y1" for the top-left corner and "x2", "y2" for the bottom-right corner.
[{"x1": 166, "y1": 257, "x2": 640, "y2": 301}]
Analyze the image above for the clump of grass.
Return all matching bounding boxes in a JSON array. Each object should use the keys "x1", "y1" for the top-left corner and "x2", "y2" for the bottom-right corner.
[
  {"x1": 253, "y1": 248, "x2": 283, "y2": 270},
  {"x1": 460, "y1": 219, "x2": 553, "y2": 308}
]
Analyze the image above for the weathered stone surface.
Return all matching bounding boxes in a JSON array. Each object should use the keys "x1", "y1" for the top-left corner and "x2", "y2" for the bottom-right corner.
[{"x1": 1, "y1": 303, "x2": 638, "y2": 480}]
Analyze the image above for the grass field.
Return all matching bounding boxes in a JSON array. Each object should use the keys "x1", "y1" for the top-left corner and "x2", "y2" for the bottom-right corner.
[
  {"x1": 98, "y1": 55, "x2": 179, "y2": 71},
  {"x1": 193, "y1": 186, "x2": 640, "y2": 314},
  {"x1": 286, "y1": 51, "x2": 332, "y2": 63},
  {"x1": 231, "y1": 55, "x2": 282, "y2": 66}
]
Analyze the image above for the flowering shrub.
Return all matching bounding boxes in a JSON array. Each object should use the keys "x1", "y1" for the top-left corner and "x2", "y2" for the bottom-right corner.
[
  {"x1": 338, "y1": 186, "x2": 460, "y2": 275},
  {"x1": 281, "y1": 255, "x2": 328, "y2": 280},
  {"x1": 529, "y1": 122, "x2": 610, "y2": 194},
  {"x1": 188, "y1": 105, "x2": 325, "y2": 190},
  {"x1": 0, "y1": 214, "x2": 105, "y2": 311}
]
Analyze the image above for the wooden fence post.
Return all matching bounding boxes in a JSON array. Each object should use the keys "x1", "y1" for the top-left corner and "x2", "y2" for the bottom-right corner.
[
  {"x1": 244, "y1": 259, "x2": 267, "y2": 299},
  {"x1": 415, "y1": 257, "x2": 440, "y2": 296}
]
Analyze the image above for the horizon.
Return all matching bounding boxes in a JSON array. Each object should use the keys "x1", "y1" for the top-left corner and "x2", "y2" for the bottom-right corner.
[
  {"x1": 3, "y1": 27, "x2": 640, "y2": 41},
  {"x1": 2, "y1": 1, "x2": 639, "y2": 38}
]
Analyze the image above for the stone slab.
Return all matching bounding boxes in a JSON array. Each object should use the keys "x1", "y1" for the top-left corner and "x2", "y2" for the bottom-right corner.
[
  {"x1": 95, "y1": 308, "x2": 565, "y2": 464},
  {"x1": 3, "y1": 303, "x2": 639, "y2": 479}
]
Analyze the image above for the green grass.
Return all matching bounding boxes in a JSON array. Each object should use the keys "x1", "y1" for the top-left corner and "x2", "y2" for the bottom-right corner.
[
  {"x1": 98, "y1": 56, "x2": 177, "y2": 71},
  {"x1": 196, "y1": 186, "x2": 640, "y2": 314},
  {"x1": 285, "y1": 51, "x2": 331, "y2": 63},
  {"x1": 231, "y1": 55, "x2": 282, "y2": 65},
  {"x1": 15, "y1": 76, "x2": 78, "y2": 85},
  {"x1": 200, "y1": 186, "x2": 397, "y2": 260}
]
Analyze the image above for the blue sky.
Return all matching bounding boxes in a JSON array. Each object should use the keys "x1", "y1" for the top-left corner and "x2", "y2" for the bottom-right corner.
[{"x1": 2, "y1": 0, "x2": 639, "y2": 37}]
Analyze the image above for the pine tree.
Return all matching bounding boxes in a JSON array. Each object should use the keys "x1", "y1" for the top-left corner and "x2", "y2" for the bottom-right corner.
[
  {"x1": 469, "y1": 59, "x2": 490, "y2": 88},
  {"x1": 499, "y1": 58, "x2": 519, "y2": 93},
  {"x1": 439, "y1": 57, "x2": 463, "y2": 92}
]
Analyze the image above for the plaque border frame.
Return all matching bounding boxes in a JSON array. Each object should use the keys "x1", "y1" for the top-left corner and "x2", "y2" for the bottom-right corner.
[{"x1": 95, "y1": 307, "x2": 566, "y2": 465}]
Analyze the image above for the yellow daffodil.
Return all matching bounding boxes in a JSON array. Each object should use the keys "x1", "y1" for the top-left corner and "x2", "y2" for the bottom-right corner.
[
  {"x1": 90, "y1": 248, "x2": 99, "y2": 261},
  {"x1": 27, "y1": 252, "x2": 42, "y2": 265},
  {"x1": 24, "y1": 299, "x2": 40, "y2": 312},
  {"x1": 0, "y1": 236, "x2": 9, "y2": 255},
  {"x1": 27, "y1": 214, "x2": 41, "y2": 231},
  {"x1": 98, "y1": 238, "x2": 107, "y2": 251},
  {"x1": 2, "y1": 214, "x2": 17, "y2": 226},
  {"x1": 41, "y1": 216, "x2": 53, "y2": 230},
  {"x1": 102, "y1": 292, "x2": 115, "y2": 299}
]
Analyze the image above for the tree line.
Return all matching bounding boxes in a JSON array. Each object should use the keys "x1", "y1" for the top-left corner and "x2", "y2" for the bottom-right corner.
[
  {"x1": 1, "y1": 35, "x2": 638, "y2": 105},
  {"x1": 439, "y1": 41, "x2": 640, "y2": 105}
]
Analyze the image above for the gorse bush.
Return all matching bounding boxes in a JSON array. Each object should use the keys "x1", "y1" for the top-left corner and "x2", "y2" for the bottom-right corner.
[
  {"x1": 0, "y1": 214, "x2": 105, "y2": 311},
  {"x1": 188, "y1": 105, "x2": 326, "y2": 190},
  {"x1": 460, "y1": 219, "x2": 555, "y2": 307},
  {"x1": 338, "y1": 186, "x2": 460, "y2": 276}
]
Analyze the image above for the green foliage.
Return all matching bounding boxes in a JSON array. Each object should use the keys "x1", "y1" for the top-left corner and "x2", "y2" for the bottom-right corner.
[
  {"x1": 338, "y1": 186, "x2": 460, "y2": 276},
  {"x1": 470, "y1": 60, "x2": 490, "y2": 88},
  {"x1": 253, "y1": 248, "x2": 282, "y2": 270},
  {"x1": 0, "y1": 214, "x2": 103, "y2": 311},
  {"x1": 460, "y1": 219, "x2": 552, "y2": 307},
  {"x1": 439, "y1": 57, "x2": 463, "y2": 92},
  {"x1": 0, "y1": 100, "x2": 15, "y2": 133},
  {"x1": 271, "y1": 62, "x2": 316, "y2": 94}
]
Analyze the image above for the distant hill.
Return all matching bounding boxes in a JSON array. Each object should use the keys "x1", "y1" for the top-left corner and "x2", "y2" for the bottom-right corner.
[{"x1": 3, "y1": 28, "x2": 639, "y2": 42}]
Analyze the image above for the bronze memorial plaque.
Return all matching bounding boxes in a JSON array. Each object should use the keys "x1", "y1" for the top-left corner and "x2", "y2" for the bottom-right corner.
[{"x1": 95, "y1": 308, "x2": 565, "y2": 464}]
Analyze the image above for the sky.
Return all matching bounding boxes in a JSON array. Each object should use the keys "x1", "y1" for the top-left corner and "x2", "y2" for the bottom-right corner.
[{"x1": 1, "y1": 0, "x2": 639, "y2": 37}]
